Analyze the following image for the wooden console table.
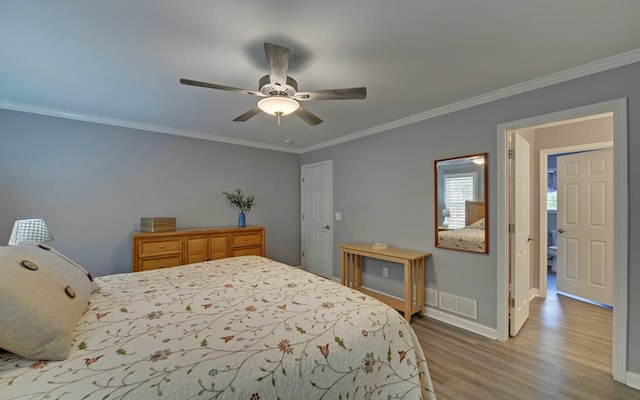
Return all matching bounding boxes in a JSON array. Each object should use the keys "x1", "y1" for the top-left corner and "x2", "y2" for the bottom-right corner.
[{"x1": 339, "y1": 243, "x2": 431, "y2": 321}]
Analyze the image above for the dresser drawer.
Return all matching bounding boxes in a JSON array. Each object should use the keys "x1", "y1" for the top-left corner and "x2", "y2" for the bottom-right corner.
[
  {"x1": 139, "y1": 239, "x2": 182, "y2": 257},
  {"x1": 140, "y1": 255, "x2": 183, "y2": 271},
  {"x1": 233, "y1": 233, "x2": 261, "y2": 247},
  {"x1": 232, "y1": 246, "x2": 262, "y2": 257},
  {"x1": 132, "y1": 227, "x2": 264, "y2": 272}
]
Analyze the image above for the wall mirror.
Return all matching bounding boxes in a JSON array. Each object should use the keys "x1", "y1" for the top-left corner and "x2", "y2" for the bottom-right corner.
[{"x1": 434, "y1": 153, "x2": 488, "y2": 253}]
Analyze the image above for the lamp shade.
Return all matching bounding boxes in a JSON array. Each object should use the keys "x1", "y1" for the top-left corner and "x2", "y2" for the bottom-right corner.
[
  {"x1": 442, "y1": 208, "x2": 450, "y2": 217},
  {"x1": 8, "y1": 219, "x2": 53, "y2": 245},
  {"x1": 257, "y1": 96, "x2": 299, "y2": 116}
]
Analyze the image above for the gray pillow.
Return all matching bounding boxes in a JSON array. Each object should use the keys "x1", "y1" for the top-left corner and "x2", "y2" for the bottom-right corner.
[{"x1": 0, "y1": 246, "x2": 90, "y2": 360}]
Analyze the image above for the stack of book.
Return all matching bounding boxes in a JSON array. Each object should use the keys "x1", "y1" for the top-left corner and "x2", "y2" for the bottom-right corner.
[{"x1": 140, "y1": 217, "x2": 176, "y2": 233}]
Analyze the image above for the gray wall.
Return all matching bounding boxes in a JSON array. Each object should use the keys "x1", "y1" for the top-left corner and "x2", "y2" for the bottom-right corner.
[
  {"x1": 301, "y1": 61, "x2": 640, "y2": 374},
  {"x1": 0, "y1": 110, "x2": 301, "y2": 276}
]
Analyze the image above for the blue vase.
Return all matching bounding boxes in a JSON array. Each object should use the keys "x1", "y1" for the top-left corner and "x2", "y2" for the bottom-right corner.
[{"x1": 238, "y1": 212, "x2": 246, "y2": 227}]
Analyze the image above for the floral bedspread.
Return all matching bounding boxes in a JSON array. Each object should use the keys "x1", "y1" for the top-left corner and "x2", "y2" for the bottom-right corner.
[
  {"x1": 438, "y1": 227, "x2": 485, "y2": 251},
  {"x1": 0, "y1": 256, "x2": 436, "y2": 399}
]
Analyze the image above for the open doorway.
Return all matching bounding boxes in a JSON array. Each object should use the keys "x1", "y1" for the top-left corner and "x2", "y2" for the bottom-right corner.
[{"x1": 496, "y1": 98, "x2": 628, "y2": 383}]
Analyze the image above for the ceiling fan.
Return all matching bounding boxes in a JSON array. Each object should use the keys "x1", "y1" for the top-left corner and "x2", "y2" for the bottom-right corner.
[{"x1": 180, "y1": 42, "x2": 367, "y2": 126}]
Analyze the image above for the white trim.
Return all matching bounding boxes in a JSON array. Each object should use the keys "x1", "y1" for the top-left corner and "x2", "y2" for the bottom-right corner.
[
  {"x1": 2, "y1": 49, "x2": 639, "y2": 155},
  {"x1": 424, "y1": 307, "x2": 497, "y2": 340},
  {"x1": 496, "y1": 98, "x2": 628, "y2": 383},
  {"x1": 496, "y1": 128, "x2": 510, "y2": 342},
  {"x1": 298, "y1": 48, "x2": 640, "y2": 153},
  {"x1": 537, "y1": 140, "x2": 613, "y2": 299},
  {"x1": 627, "y1": 372, "x2": 640, "y2": 391},
  {"x1": 0, "y1": 100, "x2": 299, "y2": 154}
]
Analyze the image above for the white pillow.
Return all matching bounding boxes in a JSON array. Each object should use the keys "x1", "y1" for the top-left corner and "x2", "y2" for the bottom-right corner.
[
  {"x1": 467, "y1": 218, "x2": 485, "y2": 229},
  {"x1": 0, "y1": 245, "x2": 89, "y2": 360},
  {"x1": 18, "y1": 243, "x2": 100, "y2": 301}
]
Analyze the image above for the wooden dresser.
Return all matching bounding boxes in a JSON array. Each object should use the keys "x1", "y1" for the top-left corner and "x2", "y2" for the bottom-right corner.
[{"x1": 132, "y1": 226, "x2": 265, "y2": 272}]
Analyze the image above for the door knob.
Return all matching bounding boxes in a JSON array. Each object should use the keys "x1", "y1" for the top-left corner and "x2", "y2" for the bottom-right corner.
[
  {"x1": 322, "y1": 225, "x2": 330, "y2": 229},
  {"x1": 557, "y1": 228, "x2": 565, "y2": 233},
  {"x1": 527, "y1": 236, "x2": 534, "y2": 242}
]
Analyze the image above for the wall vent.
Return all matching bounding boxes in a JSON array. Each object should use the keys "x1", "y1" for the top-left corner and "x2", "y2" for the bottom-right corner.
[
  {"x1": 425, "y1": 288, "x2": 438, "y2": 307},
  {"x1": 438, "y1": 291, "x2": 478, "y2": 320}
]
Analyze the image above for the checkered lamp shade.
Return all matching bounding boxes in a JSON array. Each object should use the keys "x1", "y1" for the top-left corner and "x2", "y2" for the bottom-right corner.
[{"x1": 8, "y1": 219, "x2": 54, "y2": 245}]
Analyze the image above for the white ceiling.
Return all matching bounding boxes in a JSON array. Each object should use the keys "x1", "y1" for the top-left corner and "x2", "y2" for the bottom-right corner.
[{"x1": 2, "y1": 1, "x2": 640, "y2": 153}]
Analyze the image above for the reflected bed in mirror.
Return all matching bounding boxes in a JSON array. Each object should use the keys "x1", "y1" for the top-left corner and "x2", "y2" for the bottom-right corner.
[{"x1": 434, "y1": 153, "x2": 488, "y2": 253}]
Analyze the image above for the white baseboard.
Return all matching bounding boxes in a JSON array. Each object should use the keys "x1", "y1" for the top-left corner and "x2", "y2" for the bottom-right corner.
[
  {"x1": 424, "y1": 307, "x2": 497, "y2": 340},
  {"x1": 627, "y1": 371, "x2": 640, "y2": 390},
  {"x1": 529, "y1": 288, "x2": 539, "y2": 301}
]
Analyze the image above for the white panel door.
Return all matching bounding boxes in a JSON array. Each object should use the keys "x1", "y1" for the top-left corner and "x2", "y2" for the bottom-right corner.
[
  {"x1": 556, "y1": 148, "x2": 613, "y2": 305},
  {"x1": 510, "y1": 132, "x2": 531, "y2": 336},
  {"x1": 301, "y1": 161, "x2": 333, "y2": 278}
]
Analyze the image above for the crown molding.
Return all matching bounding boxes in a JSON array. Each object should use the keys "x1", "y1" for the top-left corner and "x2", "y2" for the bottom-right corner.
[
  {"x1": 2, "y1": 48, "x2": 639, "y2": 155},
  {"x1": 0, "y1": 101, "x2": 299, "y2": 154},
  {"x1": 299, "y1": 48, "x2": 640, "y2": 153}
]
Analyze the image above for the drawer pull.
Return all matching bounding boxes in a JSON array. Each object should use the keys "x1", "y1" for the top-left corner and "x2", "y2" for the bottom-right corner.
[
  {"x1": 244, "y1": 238, "x2": 249, "y2": 242},
  {"x1": 159, "y1": 264, "x2": 165, "y2": 268},
  {"x1": 159, "y1": 245, "x2": 165, "y2": 249}
]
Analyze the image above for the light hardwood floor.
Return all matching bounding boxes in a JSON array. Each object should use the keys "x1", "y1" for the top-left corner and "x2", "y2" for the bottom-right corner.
[{"x1": 412, "y1": 273, "x2": 639, "y2": 399}]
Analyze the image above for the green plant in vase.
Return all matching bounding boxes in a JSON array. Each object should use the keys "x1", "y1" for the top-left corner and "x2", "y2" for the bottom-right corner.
[{"x1": 223, "y1": 189, "x2": 256, "y2": 227}]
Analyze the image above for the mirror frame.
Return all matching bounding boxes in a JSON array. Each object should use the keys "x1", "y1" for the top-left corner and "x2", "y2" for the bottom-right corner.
[{"x1": 434, "y1": 152, "x2": 488, "y2": 253}]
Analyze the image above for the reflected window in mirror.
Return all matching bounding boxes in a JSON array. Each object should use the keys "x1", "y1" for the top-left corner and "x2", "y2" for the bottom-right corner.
[
  {"x1": 434, "y1": 153, "x2": 488, "y2": 253},
  {"x1": 443, "y1": 172, "x2": 478, "y2": 229}
]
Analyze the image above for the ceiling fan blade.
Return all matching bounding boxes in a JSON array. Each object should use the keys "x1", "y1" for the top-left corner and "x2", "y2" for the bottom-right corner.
[
  {"x1": 233, "y1": 106, "x2": 261, "y2": 122},
  {"x1": 264, "y1": 43, "x2": 290, "y2": 89},
  {"x1": 294, "y1": 107, "x2": 323, "y2": 126},
  {"x1": 294, "y1": 87, "x2": 367, "y2": 101},
  {"x1": 180, "y1": 78, "x2": 264, "y2": 96}
]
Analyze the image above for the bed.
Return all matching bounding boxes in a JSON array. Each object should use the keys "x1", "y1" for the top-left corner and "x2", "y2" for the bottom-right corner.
[
  {"x1": 0, "y1": 248, "x2": 436, "y2": 400},
  {"x1": 437, "y1": 201, "x2": 486, "y2": 252}
]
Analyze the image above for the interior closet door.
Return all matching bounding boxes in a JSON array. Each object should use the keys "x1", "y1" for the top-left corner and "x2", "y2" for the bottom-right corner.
[
  {"x1": 556, "y1": 148, "x2": 613, "y2": 305},
  {"x1": 301, "y1": 161, "x2": 333, "y2": 278}
]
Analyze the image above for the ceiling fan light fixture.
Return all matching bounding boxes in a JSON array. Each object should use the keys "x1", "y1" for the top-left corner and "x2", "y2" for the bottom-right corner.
[
  {"x1": 257, "y1": 96, "x2": 299, "y2": 116},
  {"x1": 180, "y1": 42, "x2": 364, "y2": 126}
]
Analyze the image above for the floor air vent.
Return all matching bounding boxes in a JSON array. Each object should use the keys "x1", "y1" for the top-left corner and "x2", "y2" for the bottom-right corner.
[
  {"x1": 425, "y1": 288, "x2": 439, "y2": 307},
  {"x1": 438, "y1": 291, "x2": 478, "y2": 320}
]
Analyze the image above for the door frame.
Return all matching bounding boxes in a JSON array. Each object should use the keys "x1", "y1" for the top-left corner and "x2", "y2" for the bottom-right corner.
[
  {"x1": 496, "y1": 98, "x2": 628, "y2": 383},
  {"x1": 300, "y1": 160, "x2": 334, "y2": 277},
  {"x1": 538, "y1": 140, "x2": 613, "y2": 298}
]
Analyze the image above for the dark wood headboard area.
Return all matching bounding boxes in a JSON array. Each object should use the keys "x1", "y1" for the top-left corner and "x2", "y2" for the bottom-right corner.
[{"x1": 465, "y1": 201, "x2": 485, "y2": 226}]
